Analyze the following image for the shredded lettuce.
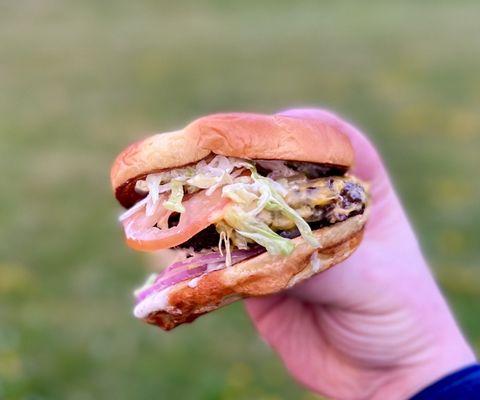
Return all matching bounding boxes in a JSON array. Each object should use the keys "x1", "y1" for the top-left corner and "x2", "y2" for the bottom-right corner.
[
  {"x1": 131, "y1": 156, "x2": 255, "y2": 217},
  {"x1": 222, "y1": 169, "x2": 320, "y2": 252},
  {"x1": 118, "y1": 196, "x2": 149, "y2": 221},
  {"x1": 222, "y1": 182, "x2": 260, "y2": 205},
  {"x1": 163, "y1": 180, "x2": 185, "y2": 213},
  {"x1": 252, "y1": 172, "x2": 320, "y2": 249},
  {"x1": 224, "y1": 206, "x2": 294, "y2": 255},
  {"x1": 217, "y1": 228, "x2": 232, "y2": 267},
  {"x1": 187, "y1": 156, "x2": 253, "y2": 195},
  {"x1": 216, "y1": 221, "x2": 249, "y2": 251},
  {"x1": 145, "y1": 174, "x2": 165, "y2": 216}
]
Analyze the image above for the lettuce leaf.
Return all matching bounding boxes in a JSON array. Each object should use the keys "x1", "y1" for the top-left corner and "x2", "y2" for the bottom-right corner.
[
  {"x1": 252, "y1": 172, "x2": 320, "y2": 249},
  {"x1": 224, "y1": 206, "x2": 294, "y2": 255},
  {"x1": 163, "y1": 180, "x2": 185, "y2": 213},
  {"x1": 222, "y1": 169, "x2": 320, "y2": 252},
  {"x1": 130, "y1": 156, "x2": 256, "y2": 217}
]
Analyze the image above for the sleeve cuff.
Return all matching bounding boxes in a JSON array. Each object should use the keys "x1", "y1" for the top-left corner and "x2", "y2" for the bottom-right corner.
[{"x1": 410, "y1": 364, "x2": 480, "y2": 400}]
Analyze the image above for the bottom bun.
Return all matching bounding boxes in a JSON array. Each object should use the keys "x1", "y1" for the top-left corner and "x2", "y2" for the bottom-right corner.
[{"x1": 137, "y1": 212, "x2": 368, "y2": 330}]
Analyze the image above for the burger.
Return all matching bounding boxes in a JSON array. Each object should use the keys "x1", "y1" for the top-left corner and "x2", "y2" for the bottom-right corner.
[{"x1": 111, "y1": 112, "x2": 369, "y2": 330}]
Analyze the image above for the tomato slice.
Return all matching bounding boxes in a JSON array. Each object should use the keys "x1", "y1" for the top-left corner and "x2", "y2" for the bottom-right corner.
[{"x1": 122, "y1": 189, "x2": 230, "y2": 251}]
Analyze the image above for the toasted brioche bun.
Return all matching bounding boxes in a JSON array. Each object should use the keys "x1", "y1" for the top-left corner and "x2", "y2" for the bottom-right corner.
[
  {"x1": 111, "y1": 113, "x2": 355, "y2": 207},
  {"x1": 135, "y1": 212, "x2": 367, "y2": 330}
]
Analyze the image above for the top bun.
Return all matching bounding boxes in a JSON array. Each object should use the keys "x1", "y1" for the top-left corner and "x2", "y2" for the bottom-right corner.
[{"x1": 111, "y1": 112, "x2": 354, "y2": 207}]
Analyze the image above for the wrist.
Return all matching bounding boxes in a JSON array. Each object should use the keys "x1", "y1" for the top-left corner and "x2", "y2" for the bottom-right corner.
[{"x1": 373, "y1": 334, "x2": 476, "y2": 400}]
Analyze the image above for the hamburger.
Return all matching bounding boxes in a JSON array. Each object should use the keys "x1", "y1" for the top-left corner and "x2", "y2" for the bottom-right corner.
[{"x1": 111, "y1": 112, "x2": 369, "y2": 330}]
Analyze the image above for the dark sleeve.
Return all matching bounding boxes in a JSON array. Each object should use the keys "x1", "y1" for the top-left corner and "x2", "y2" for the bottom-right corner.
[{"x1": 409, "y1": 364, "x2": 480, "y2": 400}]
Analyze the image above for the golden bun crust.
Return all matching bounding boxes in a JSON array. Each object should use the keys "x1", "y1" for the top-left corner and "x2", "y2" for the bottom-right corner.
[
  {"x1": 111, "y1": 112, "x2": 355, "y2": 207},
  {"x1": 188, "y1": 112, "x2": 354, "y2": 166},
  {"x1": 139, "y1": 213, "x2": 367, "y2": 330},
  {"x1": 110, "y1": 130, "x2": 210, "y2": 191}
]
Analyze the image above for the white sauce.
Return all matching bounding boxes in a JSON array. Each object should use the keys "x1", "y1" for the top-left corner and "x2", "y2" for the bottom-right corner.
[
  {"x1": 310, "y1": 251, "x2": 323, "y2": 273},
  {"x1": 187, "y1": 276, "x2": 201, "y2": 288},
  {"x1": 206, "y1": 263, "x2": 224, "y2": 272},
  {"x1": 133, "y1": 287, "x2": 171, "y2": 319}
]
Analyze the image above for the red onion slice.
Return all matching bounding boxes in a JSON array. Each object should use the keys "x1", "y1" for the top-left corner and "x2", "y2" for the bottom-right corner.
[
  {"x1": 136, "y1": 265, "x2": 208, "y2": 302},
  {"x1": 164, "y1": 248, "x2": 264, "y2": 275},
  {"x1": 135, "y1": 247, "x2": 265, "y2": 303}
]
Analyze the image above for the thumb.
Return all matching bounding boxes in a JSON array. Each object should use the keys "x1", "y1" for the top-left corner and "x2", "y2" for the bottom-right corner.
[
  {"x1": 277, "y1": 108, "x2": 403, "y2": 232},
  {"x1": 276, "y1": 108, "x2": 391, "y2": 203},
  {"x1": 275, "y1": 108, "x2": 412, "y2": 304}
]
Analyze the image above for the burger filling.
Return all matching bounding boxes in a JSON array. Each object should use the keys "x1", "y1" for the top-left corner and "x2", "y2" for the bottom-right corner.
[
  {"x1": 175, "y1": 174, "x2": 365, "y2": 251},
  {"x1": 119, "y1": 156, "x2": 368, "y2": 309}
]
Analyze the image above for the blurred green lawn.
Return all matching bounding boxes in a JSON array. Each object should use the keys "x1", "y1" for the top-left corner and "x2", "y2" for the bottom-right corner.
[{"x1": 1, "y1": 1, "x2": 479, "y2": 399}]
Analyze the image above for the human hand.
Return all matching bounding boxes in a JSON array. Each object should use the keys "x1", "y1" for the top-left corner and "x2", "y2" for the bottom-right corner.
[{"x1": 245, "y1": 108, "x2": 476, "y2": 400}]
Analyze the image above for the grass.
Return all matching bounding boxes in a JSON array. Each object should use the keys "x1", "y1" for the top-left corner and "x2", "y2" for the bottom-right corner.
[{"x1": 1, "y1": 1, "x2": 479, "y2": 399}]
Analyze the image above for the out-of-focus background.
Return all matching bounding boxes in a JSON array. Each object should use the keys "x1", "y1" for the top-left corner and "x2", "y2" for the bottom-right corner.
[{"x1": 1, "y1": 1, "x2": 479, "y2": 399}]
